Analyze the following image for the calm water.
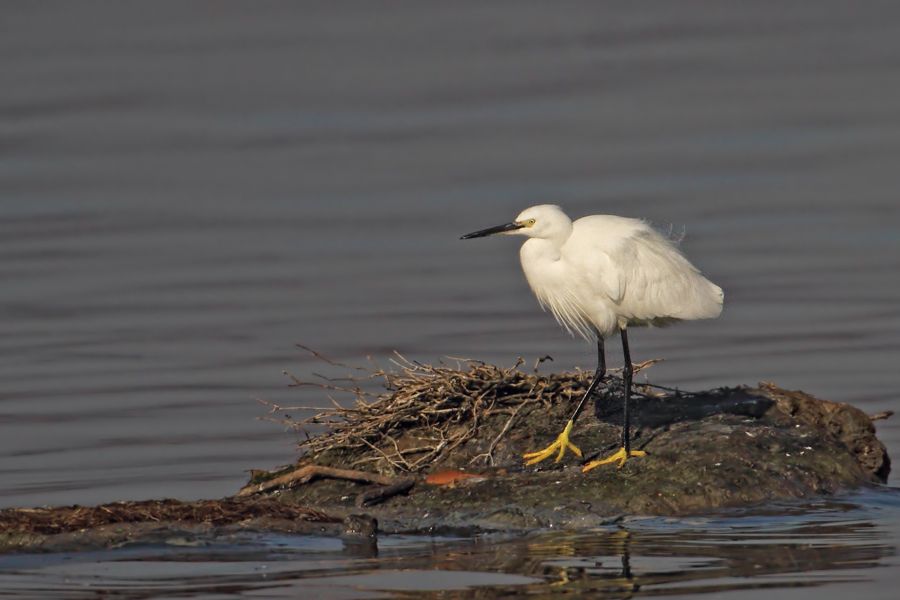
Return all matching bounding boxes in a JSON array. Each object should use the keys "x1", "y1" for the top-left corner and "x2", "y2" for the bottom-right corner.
[
  {"x1": 2, "y1": 1, "x2": 900, "y2": 596},
  {"x1": 1, "y1": 491, "x2": 899, "y2": 599}
]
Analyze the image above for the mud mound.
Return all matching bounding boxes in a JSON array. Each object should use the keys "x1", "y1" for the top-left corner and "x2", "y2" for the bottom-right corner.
[
  {"x1": 248, "y1": 357, "x2": 890, "y2": 530},
  {"x1": 2, "y1": 357, "x2": 891, "y2": 551}
]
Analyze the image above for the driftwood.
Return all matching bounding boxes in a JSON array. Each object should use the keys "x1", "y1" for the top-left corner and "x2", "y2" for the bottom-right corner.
[
  {"x1": 355, "y1": 478, "x2": 416, "y2": 508},
  {"x1": 237, "y1": 464, "x2": 401, "y2": 497}
]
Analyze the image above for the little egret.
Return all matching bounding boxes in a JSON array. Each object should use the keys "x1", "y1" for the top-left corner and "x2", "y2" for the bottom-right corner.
[{"x1": 461, "y1": 205, "x2": 723, "y2": 471}]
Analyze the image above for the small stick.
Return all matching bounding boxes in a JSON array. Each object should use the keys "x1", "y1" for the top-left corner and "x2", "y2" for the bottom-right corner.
[
  {"x1": 237, "y1": 465, "x2": 397, "y2": 497},
  {"x1": 471, "y1": 398, "x2": 535, "y2": 466},
  {"x1": 356, "y1": 436, "x2": 410, "y2": 471},
  {"x1": 355, "y1": 478, "x2": 416, "y2": 507},
  {"x1": 296, "y1": 344, "x2": 368, "y2": 371}
]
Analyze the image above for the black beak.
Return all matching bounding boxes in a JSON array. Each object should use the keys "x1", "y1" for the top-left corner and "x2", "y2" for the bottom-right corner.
[{"x1": 460, "y1": 222, "x2": 524, "y2": 240}]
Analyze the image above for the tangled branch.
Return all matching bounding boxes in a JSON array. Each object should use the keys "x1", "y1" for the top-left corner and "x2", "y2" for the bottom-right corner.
[{"x1": 261, "y1": 350, "x2": 665, "y2": 474}]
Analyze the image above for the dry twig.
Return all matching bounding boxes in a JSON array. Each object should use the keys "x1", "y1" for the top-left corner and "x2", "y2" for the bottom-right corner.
[
  {"x1": 237, "y1": 465, "x2": 398, "y2": 497},
  {"x1": 265, "y1": 352, "x2": 664, "y2": 475}
]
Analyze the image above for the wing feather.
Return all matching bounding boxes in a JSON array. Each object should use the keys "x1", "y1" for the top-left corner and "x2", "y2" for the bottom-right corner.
[{"x1": 566, "y1": 216, "x2": 723, "y2": 331}]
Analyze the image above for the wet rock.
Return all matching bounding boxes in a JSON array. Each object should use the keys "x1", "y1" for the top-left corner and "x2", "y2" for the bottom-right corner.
[{"x1": 342, "y1": 514, "x2": 378, "y2": 538}]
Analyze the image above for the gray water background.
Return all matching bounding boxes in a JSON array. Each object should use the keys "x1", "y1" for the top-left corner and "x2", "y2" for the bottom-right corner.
[{"x1": 1, "y1": 0, "x2": 898, "y2": 518}]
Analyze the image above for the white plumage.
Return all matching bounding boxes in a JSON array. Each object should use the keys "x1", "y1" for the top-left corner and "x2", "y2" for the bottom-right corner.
[
  {"x1": 461, "y1": 204, "x2": 723, "y2": 470},
  {"x1": 514, "y1": 205, "x2": 723, "y2": 340}
]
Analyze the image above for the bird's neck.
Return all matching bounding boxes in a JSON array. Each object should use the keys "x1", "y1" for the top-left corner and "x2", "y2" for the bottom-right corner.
[
  {"x1": 536, "y1": 223, "x2": 573, "y2": 250},
  {"x1": 520, "y1": 223, "x2": 573, "y2": 265},
  {"x1": 521, "y1": 237, "x2": 563, "y2": 263}
]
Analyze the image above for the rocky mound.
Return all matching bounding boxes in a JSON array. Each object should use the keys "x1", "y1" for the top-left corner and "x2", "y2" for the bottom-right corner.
[{"x1": 1, "y1": 356, "x2": 890, "y2": 551}]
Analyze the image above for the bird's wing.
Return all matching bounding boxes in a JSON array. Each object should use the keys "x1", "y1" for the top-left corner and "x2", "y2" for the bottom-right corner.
[
  {"x1": 580, "y1": 251, "x2": 626, "y2": 304},
  {"x1": 615, "y1": 228, "x2": 723, "y2": 322},
  {"x1": 565, "y1": 215, "x2": 637, "y2": 305},
  {"x1": 561, "y1": 215, "x2": 722, "y2": 335}
]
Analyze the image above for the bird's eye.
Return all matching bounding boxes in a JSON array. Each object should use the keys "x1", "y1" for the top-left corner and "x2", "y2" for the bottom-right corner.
[{"x1": 526, "y1": 219, "x2": 537, "y2": 227}]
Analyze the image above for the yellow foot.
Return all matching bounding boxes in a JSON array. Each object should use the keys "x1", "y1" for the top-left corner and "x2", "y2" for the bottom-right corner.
[
  {"x1": 523, "y1": 420, "x2": 583, "y2": 466},
  {"x1": 582, "y1": 447, "x2": 647, "y2": 472}
]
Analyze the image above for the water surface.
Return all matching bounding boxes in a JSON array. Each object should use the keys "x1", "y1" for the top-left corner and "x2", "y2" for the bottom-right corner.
[{"x1": 1, "y1": 491, "x2": 898, "y2": 599}]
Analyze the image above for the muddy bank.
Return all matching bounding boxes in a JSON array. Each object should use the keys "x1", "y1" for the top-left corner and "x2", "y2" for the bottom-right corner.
[
  {"x1": 254, "y1": 379, "x2": 890, "y2": 532},
  {"x1": 1, "y1": 359, "x2": 891, "y2": 552}
]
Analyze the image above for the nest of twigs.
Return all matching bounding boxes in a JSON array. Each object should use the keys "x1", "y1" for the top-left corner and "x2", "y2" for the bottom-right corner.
[{"x1": 261, "y1": 347, "x2": 663, "y2": 474}]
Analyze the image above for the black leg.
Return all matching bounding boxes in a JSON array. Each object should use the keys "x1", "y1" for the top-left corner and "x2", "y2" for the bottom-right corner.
[
  {"x1": 620, "y1": 328, "x2": 633, "y2": 452},
  {"x1": 581, "y1": 329, "x2": 646, "y2": 471},
  {"x1": 524, "y1": 336, "x2": 609, "y2": 466},
  {"x1": 568, "y1": 337, "x2": 606, "y2": 424}
]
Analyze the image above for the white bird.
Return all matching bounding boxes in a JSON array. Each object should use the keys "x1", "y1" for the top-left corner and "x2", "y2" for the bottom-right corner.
[{"x1": 461, "y1": 204, "x2": 723, "y2": 471}]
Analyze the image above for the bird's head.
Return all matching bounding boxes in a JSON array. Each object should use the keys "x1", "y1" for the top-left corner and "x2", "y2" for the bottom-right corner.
[{"x1": 460, "y1": 204, "x2": 572, "y2": 241}]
